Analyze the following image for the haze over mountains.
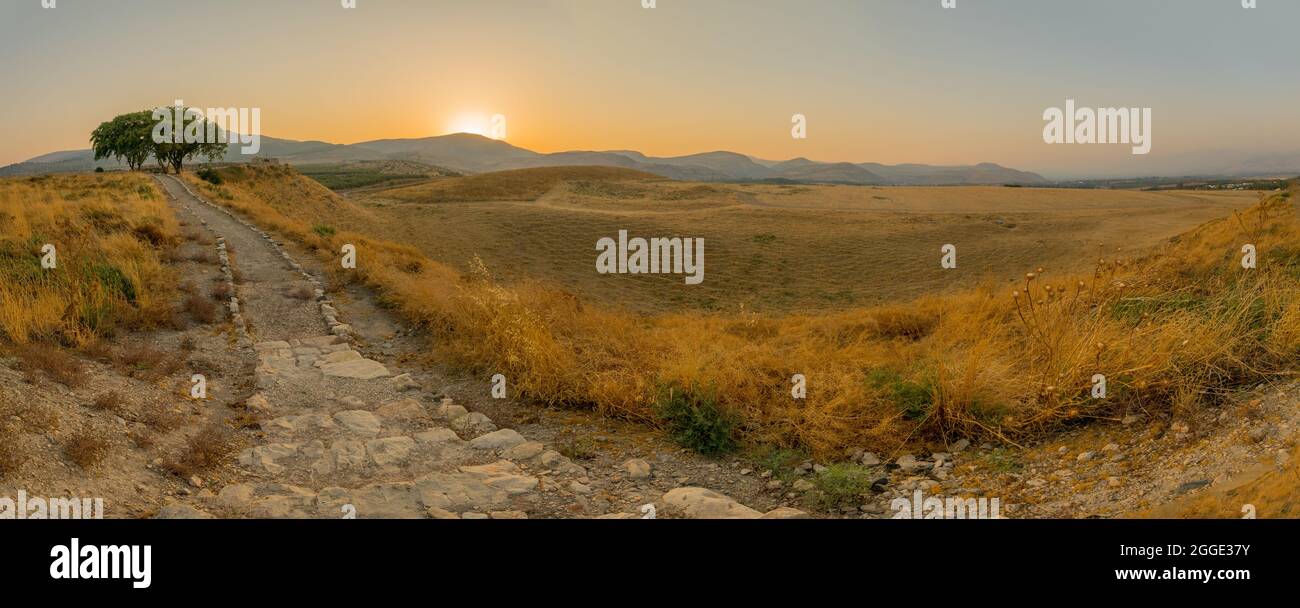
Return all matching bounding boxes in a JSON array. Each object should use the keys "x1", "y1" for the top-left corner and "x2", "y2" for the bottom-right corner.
[{"x1": 0, "y1": 133, "x2": 1050, "y2": 186}]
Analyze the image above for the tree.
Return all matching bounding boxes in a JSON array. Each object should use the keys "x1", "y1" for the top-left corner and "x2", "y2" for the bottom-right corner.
[
  {"x1": 90, "y1": 111, "x2": 154, "y2": 171},
  {"x1": 149, "y1": 105, "x2": 229, "y2": 174},
  {"x1": 90, "y1": 107, "x2": 229, "y2": 174}
]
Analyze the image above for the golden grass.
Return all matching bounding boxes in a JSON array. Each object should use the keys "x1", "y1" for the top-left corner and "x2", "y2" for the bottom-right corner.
[
  {"x1": 0, "y1": 174, "x2": 180, "y2": 346},
  {"x1": 376, "y1": 165, "x2": 657, "y2": 203},
  {"x1": 356, "y1": 176, "x2": 1257, "y2": 314},
  {"x1": 184, "y1": 164, "x2": 1299, "y2": 456}
]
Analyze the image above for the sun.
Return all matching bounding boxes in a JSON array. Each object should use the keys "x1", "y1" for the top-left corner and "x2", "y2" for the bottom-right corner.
[{"x1": 447, "y1": 113, "x2": 489, "y2": 137}]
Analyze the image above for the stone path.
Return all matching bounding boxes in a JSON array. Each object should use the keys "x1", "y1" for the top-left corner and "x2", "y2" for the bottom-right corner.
[{"x1": 155, "y1": 174, "x2": 797, "y2": 519}]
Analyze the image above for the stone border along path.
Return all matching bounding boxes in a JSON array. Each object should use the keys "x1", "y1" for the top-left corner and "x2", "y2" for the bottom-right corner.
[{"x1": 153, "y1": 174, "x2": 804, "y2": 520}]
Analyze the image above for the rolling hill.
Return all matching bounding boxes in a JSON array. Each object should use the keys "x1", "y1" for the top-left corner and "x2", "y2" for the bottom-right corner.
[{"x1": 1, "y1": 132, "x2": 1048, "y2": 185}]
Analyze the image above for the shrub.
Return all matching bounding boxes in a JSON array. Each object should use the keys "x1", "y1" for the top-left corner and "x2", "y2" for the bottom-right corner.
[
  {"x1": 867, "y1": 368, "x2": 935, "y2": 420},
  {"x1": 807, "y1": 463, "x2": 881, "y2": 510},
  {"x1": 64, "y1": 431, "x2": 111, "y2": 469},
  {"x1": 182, "y1": 292, "x2": 219, "y2": 324},
  {"x1": 14, "y1": 343, "x2": 87, "y2": 388},
  {"x1": 654, "y1": 383, "x2": 737, "y2": 455},
  {"x1": 0, "y1": 422, "x2": 29, "y2": 478},
  {"x1": 312, "y1": 224, "x2": 336, "y2": 237},
  {"x1": 91, "y1": 391, "x2": 123, "y2": 413},
  {"x1": 163, "y1": 424, "x2": 235, "y2": 476},
  {"x1": 197, "y1": 167, "x2": 223, "y2": 185}
]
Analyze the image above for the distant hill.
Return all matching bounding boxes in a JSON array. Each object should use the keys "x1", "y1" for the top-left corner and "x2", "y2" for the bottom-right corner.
[{"x1": 2, "y1": 132, "x2": 1049, "y2": 185}]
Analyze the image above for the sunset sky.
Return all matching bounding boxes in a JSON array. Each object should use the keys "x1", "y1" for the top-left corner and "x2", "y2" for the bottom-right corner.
[{"x1": 1, "y1": 0, "x2": 1297, "y2": 178}]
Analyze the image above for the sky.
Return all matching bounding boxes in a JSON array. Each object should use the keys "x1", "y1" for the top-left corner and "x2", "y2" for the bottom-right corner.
[{"x1": 1, "y1": 0, "x2": 1297, "y2": 178}]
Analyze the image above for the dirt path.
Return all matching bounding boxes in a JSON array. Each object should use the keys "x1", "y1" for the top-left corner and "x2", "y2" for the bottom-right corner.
[{"x1": 154, "y1": 174, "x2": 804, "y2": 520}]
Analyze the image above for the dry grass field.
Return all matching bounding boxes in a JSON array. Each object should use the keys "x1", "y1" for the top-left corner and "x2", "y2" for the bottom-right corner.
[
  {"x1": 183, "y1": 164, "x2": 1298, "y2": 458},
  {"x1": 355, "y1": 170, "x2": 1259, "y2": 313},
  {"x1": 0, "y1": 174, "x2": 180, "y2": 346}
]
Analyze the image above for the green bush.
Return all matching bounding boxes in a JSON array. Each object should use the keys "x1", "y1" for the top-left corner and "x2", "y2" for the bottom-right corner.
[
  {"x1": 654, "y1": 383, "x2": 737, "y2": 455},
  {"x1": 808, "y1": 463, "x2": 880, "y2": 509},
  {"x1": 866, "y1": 368, "x2": 935, "y2": 420},
  {"x1": 90, "y1": 263, "x2": 136, "y2": 304},
  {"x1": 197, "y1": 167, "x2": 223, "y2": 185},
  {"x1": 312, "y1": 224, "x2": 336, "y2": 237}
]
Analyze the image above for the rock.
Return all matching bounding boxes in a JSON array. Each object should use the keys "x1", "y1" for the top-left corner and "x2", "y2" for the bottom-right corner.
[
  {"x1": 1101, "y1": 443, "x2": 1120, "y2": 453},
  {"x1": 346, "y1": 482, "x2": 419, "y2": 518},
  {"x1": 760, "y1": 507, "x2": 811, "y2": 519},
  {"x1": 188, "y1": 475, "x2": 205, "y2": 488},
  {"x1": 948, "y1": 439, "x2": 971, "y2": 453},
  {"x1": 460, "y1": 461, "x2": 539, "y2": 495},
  {"x1": 244, "y1": 393, "x2": 273, "y2": 414},
  {"x1": 337, "y1": 395, "x2": 366, "y2": 408},
  {"x1": 461, "y1": 460, "x2": 521, "y2": 477},
  {"x1": 469, "y1": 429, "x2": 527, "y2": 451},
  {"x1": 426, "y1": 507, "x2": 460, "y2": 519},
  {"x1": 1121, "y1": 415, "x2": 1140, "y2": 426},
  {"x1": 739, "y1": 468, "x2": 752, "y2": 476},
  {"x1": 367, "y1": 436, "x2": 416, "y2": 467},
  {"x1": 570, "y1": 481, "x2": 593, "y2": 495},
  {"x1": 859, "y1": 452, "x2": 881, "y2": 466},
  {"x1": 623, "y1": 458, "x2": 653, "y2": 480},
  {"x1": 488, "y1": 478, "x2": 538, "y2": 496},
  {"x1": 461, "y1": 512, "x2": 490, "y2": 520},
  {"x1": 313, "y1": 349, "x2": 361, "y2": 367},
  {"x1": 766, "y1": 480, "x2": 783, "y2": 490},
  {"x1": 413, "y1": 428, "x2": 461, "y2": 446},
  {"x1": 333, "y1": 410, "x2": 382, "y2": 437},
  {"x1": 534, "y1": 450, "x2": 567, "y2": 469},
  {"x1": 300, "y1": 335, "x2": 343, "y2": 348},
  {"x1": 321, "y1": 359, "x2": 390, "y2": 380},
  {"x1": 449, "y1": 412, "x2": 497, "y2": 438},
  {"x1": 314, "y1": 487, "x2": 352, "y2": 516},
  {"x1": 376, "y1": 398, "x2": 424, "y2": 422},
  {"x1": 1076, "y1": 451, "x2": 1094, "y2": 462},
  {"x1": 1107, "y1": 477, "x2": 1122, "y2": 488},
  {"x1": 812, "y1": 464, "x2": 827, "y2": 474},
  {"x1": 661, "y1": 487, "x2": 762, "y2": 519},
  {"x1": 215, "y1": 484, "x2": 255, "y2": 508},
  {"x1": 254, "y1": 341, "x2": 292, "y2": 352},
  {"x1": 433, "y1": 402, "x2": 468, "y2": 420},
  {"x1": 1248, "y1": 426, "x2": 1269, "y2": 443},
  {"x1": 490, "y1": 510, "x2": 528, "y2": 519},
  {"x1": 238, "y1": 443, "x2": 299, "y2": 475},
  {"x1": 330, "y1": 441, "x2": 368, "y2": 469},
  {"x1": 792, "y1": 479, "x2": 815, "y2": 492},
  {"x1": 895, "y1": 454, "x2": 922, "y2": 473},
  {"x1": 389, "y1": 373, "x2": 421, "y2": 392},
  {"x1": 497, "y1": 442, "x2": 541, "y2": 462}
]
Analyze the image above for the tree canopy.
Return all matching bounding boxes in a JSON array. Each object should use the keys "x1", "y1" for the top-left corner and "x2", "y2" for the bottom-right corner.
[
  {"x1": 89, "y1": 107, "x2": 229, "y2": 174},
  {"x1": 90, "y1": 111, "x2": 154, "y2": 171}
]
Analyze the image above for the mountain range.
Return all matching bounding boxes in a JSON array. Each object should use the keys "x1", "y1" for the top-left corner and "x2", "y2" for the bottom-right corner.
[{"x1": 0, "y1": 133, "x2": 1052, "y2": 185}]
